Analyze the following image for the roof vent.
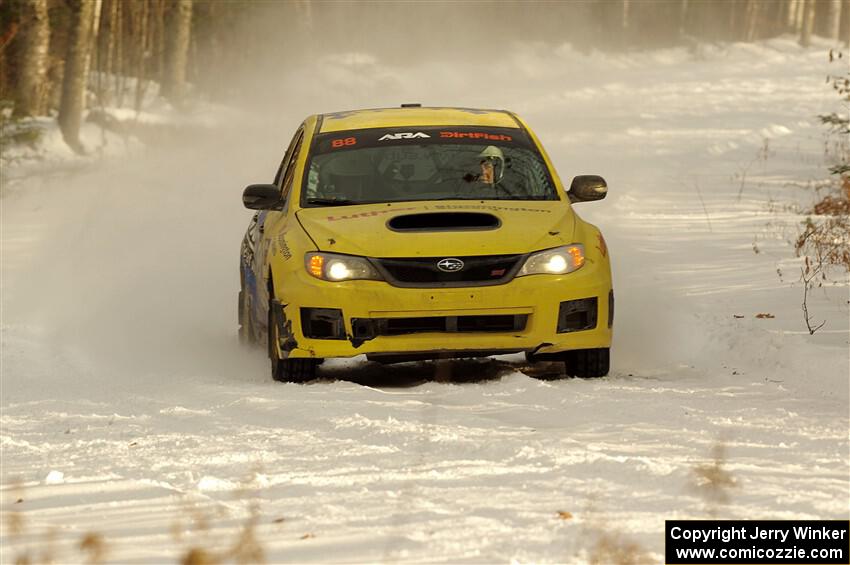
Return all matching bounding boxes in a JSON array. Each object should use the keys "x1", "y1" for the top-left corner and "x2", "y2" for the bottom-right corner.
[{"x1": 400, "y1": 103, "x2": 421, "y2": 108}]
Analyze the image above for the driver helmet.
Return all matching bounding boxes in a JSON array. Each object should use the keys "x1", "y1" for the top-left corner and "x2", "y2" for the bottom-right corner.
[{"x1": 478, "y1": 145, "x2": 505, "y2": 183}]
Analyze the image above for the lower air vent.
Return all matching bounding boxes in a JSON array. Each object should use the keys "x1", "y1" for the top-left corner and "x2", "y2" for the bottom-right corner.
[
  {"x1": 352, "y1": 314, "x2": 528, "y2": 338},
  {"x1": 556, "y1": 298, "x2": 598, "y2": 333}
]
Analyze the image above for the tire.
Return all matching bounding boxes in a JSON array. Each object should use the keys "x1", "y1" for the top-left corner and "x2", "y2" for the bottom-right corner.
[
  {"x1": 563, "y1": 348, "x2": 610, "y2": 379},
  {"x1": 273, "y1": 358, "x2": 319, "y2": 383},
  {"x1": 268, "y1": 303, "x2": 318, "y2": 383},
  {"x1": 238, "y1": 288, "x2": 258, "y2": 345}
]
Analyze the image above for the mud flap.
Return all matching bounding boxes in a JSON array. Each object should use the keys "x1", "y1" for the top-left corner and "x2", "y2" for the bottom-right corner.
[{"x1": 270, "y1": 299, "x2": 298, "y2": 356}]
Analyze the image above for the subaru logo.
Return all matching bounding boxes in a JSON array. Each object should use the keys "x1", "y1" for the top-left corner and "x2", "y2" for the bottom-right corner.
[{"x1": 436, "y1": 258, "x2": 464, "y2": 272}]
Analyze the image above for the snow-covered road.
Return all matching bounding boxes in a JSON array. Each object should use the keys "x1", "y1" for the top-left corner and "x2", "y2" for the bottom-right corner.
[{"x1": 2, "y1": 39, "x2": 848, "y2": 563}]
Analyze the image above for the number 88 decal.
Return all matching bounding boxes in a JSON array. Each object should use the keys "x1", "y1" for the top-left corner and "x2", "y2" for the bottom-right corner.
[{"x1": 331, "y1": 137, "x2": 357, "y2": 148}]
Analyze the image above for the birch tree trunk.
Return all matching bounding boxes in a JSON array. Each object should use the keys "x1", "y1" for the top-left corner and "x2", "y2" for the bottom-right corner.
[
  {"x1": 744, "y1": 0, "x2": 760, "y2": 41},
  {"x1": 100, "y1": 0, "x2": 119, "y2": 106},
  {"x1": 13, "y1": 0, "x2": 50, "y2": 117},
  {"x1": 152, "y1": 0, "x2": 167, "y2": 85},
  {"x1": 161, "y1": 0, "x2": 193, "y2": 105},
  {"x1": 824, "y1": 0, "x2": 842, "y2": 40},
  {"x1": 788, "y1": 0, "x2": 803, "y2": 31},
  {"x1": 678, "y1": 0, "x2": 688, "y2": 37},
  {"x1": 57, "y1": 0, "x2": 99, "y2": 153},
  {"x1": 840, "y1": 0, "x2": 850, "y2": 45},
  {"x1": 799, "y1": 0, "x2": 816, "y2": 46},
  {"x1": 132, "y1": 0, "x2": 150, "y2": 113}
]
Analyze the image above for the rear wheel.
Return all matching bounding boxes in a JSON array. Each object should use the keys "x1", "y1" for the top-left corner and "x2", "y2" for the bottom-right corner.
[
  {"x1": 268, "y1": 302, "x2": 319, "y2": 383},
  {"x1": 563, "y1": 348, "x2": 610, "y2": 378}
]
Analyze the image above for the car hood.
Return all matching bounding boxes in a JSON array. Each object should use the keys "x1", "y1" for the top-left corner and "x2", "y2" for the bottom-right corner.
[{"x1": 296, "y1": 201, "x2": 576, "y2": 257}]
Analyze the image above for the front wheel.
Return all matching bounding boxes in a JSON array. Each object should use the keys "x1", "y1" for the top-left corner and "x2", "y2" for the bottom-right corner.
[
  {"x1": 272, "y1": 357, "x2": 319, "y2": 383},
  {"x1": 268, "y1": 303, "x2": 319, "y2": 383},
  {"x1": 563, "y1": 348, "x2": 610, "y2": 379},
  {"x1": 238, "y1": 289, "x2": 257, "y2": 345}
]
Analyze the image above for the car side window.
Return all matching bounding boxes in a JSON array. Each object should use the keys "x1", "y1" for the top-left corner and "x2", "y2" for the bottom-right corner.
[
  {"x1": 272, "y1": 127, "x2": 304, "y2": 187},
  {"x1": 272, "y1": 155, "x2": 287, "y2": 187},
  {"x1": 279, "y1": 129, "x2": 305, "y2": 204}
]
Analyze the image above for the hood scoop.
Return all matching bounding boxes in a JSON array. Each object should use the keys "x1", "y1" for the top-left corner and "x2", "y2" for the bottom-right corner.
[{"x1": 387, "y1": 212, "x2": 501, "y2": 232}]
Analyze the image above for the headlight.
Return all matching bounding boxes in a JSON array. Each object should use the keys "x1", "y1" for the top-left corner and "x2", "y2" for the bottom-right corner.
[
  {"x1": 305, "y1": 252, "x2": 383, "y2": 282},
  {"x1": 517, "y1": 244, "x2": 585, "y2": 276}
]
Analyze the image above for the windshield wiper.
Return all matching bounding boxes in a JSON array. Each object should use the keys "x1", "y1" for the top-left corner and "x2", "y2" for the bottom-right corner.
[
  {"x1": 306, "y1": 198, "x2": 370, "y2": 206},
  {"x1": 494, "y1": 195, "x2": 551, "y2": 201},
  {"x1": 416, "y1": 196, "x2": 493, "y2": 201},
  {"x1": 414, "y1": 196, "x2": 543, "y2": 202}
]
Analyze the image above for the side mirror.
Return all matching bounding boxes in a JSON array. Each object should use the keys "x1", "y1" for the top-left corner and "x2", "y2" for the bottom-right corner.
[
  {"x1": 567, "y1": 175, "x2": 608, "y2": 202},
  {"x1": 242, "y1": 184, "x2": 281, "y2": 210}
]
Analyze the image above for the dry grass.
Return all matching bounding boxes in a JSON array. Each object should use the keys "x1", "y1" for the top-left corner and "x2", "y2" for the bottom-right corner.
[
  {"x1": 790, "y1": 50, "x2": 850, "y2": 333},
  {"x1": 690, "y1": 442, "x2": 738, "y2": 512},
  {"x1": 4, "y1": 478, "x2": 267, "y2": 565},
  {"x1": 182, "y1": 548, "x2": 218, "y2": 565},
  {"x1": 812, "y1": 193, "x2": 850, "y2": 216},
  {"x1": 794, "y1": 177, "x2": 850, "y2": 334},
  {"x1": 588, "y1": 532, "x2": 655, "y2": 565},
  {"x1": 174, "y1": 497, "x2": 266, "y2": 564},
  {"x1": 798, "y1": 198, "x2": 850, "y2": 274},
  {"x1": 4, "y1": 481, "x2": 107, "y2": 565},
  {"x1": 567, "y1": 497, "x2": 655, "y2": 565},
  {"x1": 79, "y1": 533, "x2": 107, "y2": 564}
]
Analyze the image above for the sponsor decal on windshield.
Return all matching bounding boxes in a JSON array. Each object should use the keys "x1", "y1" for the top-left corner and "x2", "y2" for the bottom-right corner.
[
  {"x1": 313, "y1": 126, "x2": 530, "y2": 155},
  {"x1": 439, "y1": 131, "x2": 512, "y2": 141},
  {"x1": 330, "y1": 136, "x2": 357, "y2": 148},
  {"x1": 378, "y1": 132, "x2": 431, "y2": 141}
]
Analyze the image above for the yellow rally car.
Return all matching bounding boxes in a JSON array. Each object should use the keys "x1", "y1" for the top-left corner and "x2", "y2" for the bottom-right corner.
[{"x1": 238, "y1": 106, "x2": 612, "y2": 382}]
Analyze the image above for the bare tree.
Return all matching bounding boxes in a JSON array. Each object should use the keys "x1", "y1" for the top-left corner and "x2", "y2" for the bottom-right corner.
[
  {"x1": 744, "y1": 0, "x2": 761, "y2": 41},
  {"x1": 94, "y1": 0, "x2": 119, "y2": 106},
  {"x1": 58, "y1": 0, "x2": 100, "y2": 153},
  {"x1": 799, "y1": 0, "x2": 816, "y2": 46},
  {"x1": 825, "y1": 0, "x2": 843, "y2": 40},
  {"x1": 13, "y1": 0, "x2": 50, "y2": 117},
  {"x1": 839, "y1": 0, "x2": 850, "y2": 45},
  {"x1": 161, "y1": 0, "x2": 192, "y2": 105},
  {"x1": 129, "y1": 0, "x2": 150, "y2": 112}
]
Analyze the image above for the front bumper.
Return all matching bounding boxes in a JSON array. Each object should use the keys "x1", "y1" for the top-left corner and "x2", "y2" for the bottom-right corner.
[{"x1": 275, "y1": 264, "x2": 612, "y2": 359}]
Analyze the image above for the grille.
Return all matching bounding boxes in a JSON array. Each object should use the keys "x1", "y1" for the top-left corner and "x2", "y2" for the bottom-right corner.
[{"x1": 375, "y1": 254, "x2": 523, "y2": 287}]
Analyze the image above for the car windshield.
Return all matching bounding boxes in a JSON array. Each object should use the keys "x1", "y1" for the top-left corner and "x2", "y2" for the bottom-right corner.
[{"x1": 302, "y1": 127, "x2": 559, "y2": 206}]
